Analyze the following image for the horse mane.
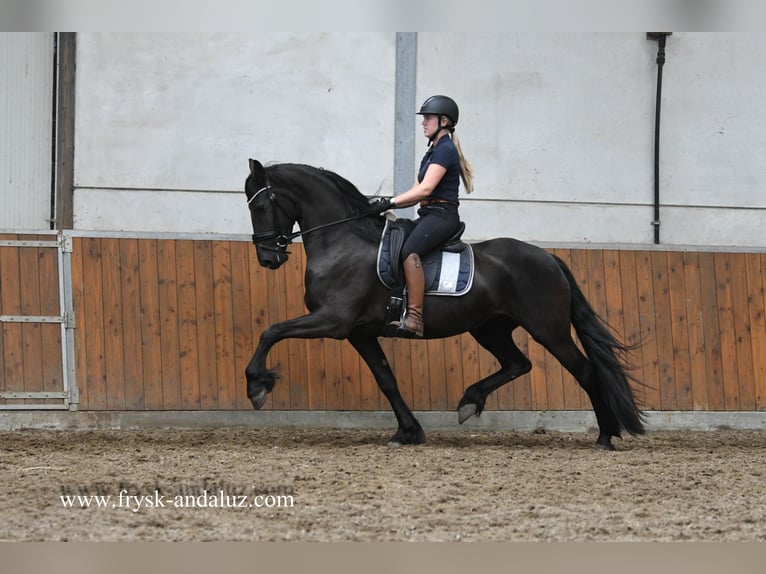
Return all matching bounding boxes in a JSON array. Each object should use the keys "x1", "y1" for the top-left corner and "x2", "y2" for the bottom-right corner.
[
  {"x1": 317, "y1": 167, "x2": 375, "y2": 214},
  {"x1": 267, "y1": 163, "x2": 371, "y2": 210},
  {"x1": 266, "y1": 163, "x2": 383, "y2": 235}
]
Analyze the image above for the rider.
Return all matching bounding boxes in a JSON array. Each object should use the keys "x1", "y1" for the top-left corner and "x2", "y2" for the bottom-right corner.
[{"x1": 384, "y1": 95, "x2": 474, "y2": 338}]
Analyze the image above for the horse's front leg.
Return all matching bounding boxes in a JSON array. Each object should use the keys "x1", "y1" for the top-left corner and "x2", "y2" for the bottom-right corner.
[
  {"x1": 348, "y1": 334, "x2": 425, "y2": 447},
  {"x1": 246, "y1": 312, "x2": 347, "y2": 409}
]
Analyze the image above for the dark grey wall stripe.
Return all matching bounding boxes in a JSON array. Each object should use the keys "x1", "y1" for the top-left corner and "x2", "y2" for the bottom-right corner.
[{"x1": 394, "y1": 33, "x2": 417, "y2": 207}]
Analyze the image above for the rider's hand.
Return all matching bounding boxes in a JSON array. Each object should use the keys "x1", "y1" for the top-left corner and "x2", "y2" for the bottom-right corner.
[{"x1": 366, "y1": 197, "x2": 395, "y2": 214}]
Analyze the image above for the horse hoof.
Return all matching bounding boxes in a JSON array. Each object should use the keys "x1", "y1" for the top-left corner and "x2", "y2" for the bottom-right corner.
[
  {"x1": 388, "y1": 427, "x2": 426, "y2": 446},
  {"x1": 594, "y1": 440, "x2": 616, "y2": 451},
  {"x1": 249, "y1": 387, "x2": 269, "y2": 410},
  {"x1": 457, "y1": 403, "x2": 477, "y2": 424}
]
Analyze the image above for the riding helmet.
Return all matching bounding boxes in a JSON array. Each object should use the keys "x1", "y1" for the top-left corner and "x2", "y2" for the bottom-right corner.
[{"x1": 416, "y1": 95, "x2": 459, "y2": 127}]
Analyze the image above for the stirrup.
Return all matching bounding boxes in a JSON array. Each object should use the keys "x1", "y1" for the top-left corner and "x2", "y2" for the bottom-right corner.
[
  {"x1": 385, "y1": 295, "x2": 404, "y2": 326},
  {"x1": 399, "y1": 313, "x2": 423, "y2": 338},
  {"x1": 396, "y1": 325, "x2": 423, "y2": 339}
]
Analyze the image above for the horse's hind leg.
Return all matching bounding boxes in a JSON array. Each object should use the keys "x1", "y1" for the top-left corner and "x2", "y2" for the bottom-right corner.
[
  {"x1": 457, "y1": 319, "x2": 532, "y2": 424},
  {"x1": 349, "y1": 333, "x2": 426, "y2": 447},
  {"x1": 530, "y1": 332, "x2": 621, "y2": 451}
]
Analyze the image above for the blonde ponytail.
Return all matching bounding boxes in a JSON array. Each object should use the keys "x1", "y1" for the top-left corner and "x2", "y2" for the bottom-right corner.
[{"x1": 452, "y1": 130, "x2": 474, "y2": 194}]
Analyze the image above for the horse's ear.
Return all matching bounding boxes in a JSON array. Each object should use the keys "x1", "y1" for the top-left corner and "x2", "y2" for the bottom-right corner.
[{"x1": 249, "y1": 158, "x2": 265, "y2": 181}]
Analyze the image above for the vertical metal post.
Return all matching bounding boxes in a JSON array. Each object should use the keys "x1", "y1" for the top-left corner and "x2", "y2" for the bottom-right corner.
[
  {"x1": 60, "y1": 231, "x2": 79, "y2": 409},
  {"x1": 394, "y1": 33, "x2": 417, "y2": 218},
  {"x1": 647, "y1": 32, "x2": 671, "y2": 244}
]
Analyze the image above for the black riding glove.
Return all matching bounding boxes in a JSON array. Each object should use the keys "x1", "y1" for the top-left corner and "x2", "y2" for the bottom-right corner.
[{"x1": 366, "y1": 198, "x2": 395, "y2": 214}]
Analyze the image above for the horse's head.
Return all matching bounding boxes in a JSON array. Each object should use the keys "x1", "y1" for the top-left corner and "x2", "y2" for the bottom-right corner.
[{"x1": 245, "y1": 159, "x2": 293, "y2": 269}]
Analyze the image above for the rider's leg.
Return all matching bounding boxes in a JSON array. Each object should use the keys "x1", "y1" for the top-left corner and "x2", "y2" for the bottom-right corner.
[
  {"x1": 401, "y1": 253, "x2": 425, "y2": 337},
  {"x1": 399, "y1": 205, "x2": 460, "y2": 337}
]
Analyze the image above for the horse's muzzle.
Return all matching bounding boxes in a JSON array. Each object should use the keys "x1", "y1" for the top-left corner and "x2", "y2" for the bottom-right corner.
[
  {"x1": 256, "y1": 245, "x2": 289, "y2": 269},
  {"x1": 261, "y1": 258, "x2": 284, "y2": 270}
]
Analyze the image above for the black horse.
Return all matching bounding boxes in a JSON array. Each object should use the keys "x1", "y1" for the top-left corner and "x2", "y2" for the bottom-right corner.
[{"x1": 244, "y1": 159, "x2": 645, "y2": 450}]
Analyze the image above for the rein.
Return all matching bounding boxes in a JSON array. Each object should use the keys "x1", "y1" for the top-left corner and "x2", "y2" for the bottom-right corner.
[{"x1": 248, "y1": 184, "x2": 375, "y2": 250}]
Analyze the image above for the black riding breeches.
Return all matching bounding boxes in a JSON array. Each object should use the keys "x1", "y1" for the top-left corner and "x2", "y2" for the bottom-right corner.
[{"x1": 400, "y1": 204, "x2": 461, "y2": 262}]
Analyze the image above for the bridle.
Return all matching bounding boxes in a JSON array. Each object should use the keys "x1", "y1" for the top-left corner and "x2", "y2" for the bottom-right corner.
[
  {"x1": 248, "y1": 184, "x2": 294, "y2": 251},
  {"x1": 247, "y1": 180, "x2": 376, "y2": 254}
]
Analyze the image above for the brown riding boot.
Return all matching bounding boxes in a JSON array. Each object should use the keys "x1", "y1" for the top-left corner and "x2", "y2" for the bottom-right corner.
[{"x1": 401, "y1": 253, "x2": 425, "y2": 338}]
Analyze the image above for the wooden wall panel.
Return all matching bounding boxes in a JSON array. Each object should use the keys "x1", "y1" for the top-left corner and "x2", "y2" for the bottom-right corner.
[
  {"x1": 698, "y1": 252, "x2": 726, "y2": 410},
  {"x1": 18, "y1": 238, "x2": 43, "y2": 402},
  {"x1": 673, "y1": 257, "x2": 695, "y2": 409},
  {"x1": 729, "y1": 253, "x2": 756, "y2": 410},
  {"x1": 1, "y1": 235, "x2": 25, "y2": 405},
  {"x1": 554, "y1": 249, "x2": 588, "y2": 409},
  {"x1": 747, "y1": 254, "x2": 766, "y2": 409},
  {"x1": 175, "y1": 239, "x2": 201, "y2": 409},
  {"x1": 38, "y1": 238, "x2": 62, "y2": 400},
  {"x1": 101, "y1": 236, "x2": 126, "y2": 410},
  {"x1": 68, "y1": 237, "x2": 766, "y2": 414},
  {"x1": 137, "y1": 239, "x2": 163, "y2": 410},
  {"x1": 194, "y1": 241, "x2": 219, "y2": 409},
  {"x1": 681, "y1": 252, "x2": 709, "y2": 410},
  {"x1": 119, "y1": 239, "x2": 144, "y2": 409}
]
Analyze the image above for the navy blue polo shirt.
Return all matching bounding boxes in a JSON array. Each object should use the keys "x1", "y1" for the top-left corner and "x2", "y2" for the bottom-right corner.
[{"x1": 417, "y1": 135, "x2": 461, "y2": 203}]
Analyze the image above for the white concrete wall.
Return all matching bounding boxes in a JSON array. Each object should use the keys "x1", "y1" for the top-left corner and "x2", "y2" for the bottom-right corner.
[
  {"x1": 418, "y1": 33, "x2": 655, "y2": 244},
  {"x1": 418, "y1": 32, "x2": 766, "y2": 247},
  {"x1": 72, "y1": 33, "x2": 766, "y2": 249},
  {"x1": 73, "y1": 33, "x2": 395, "y2": 234},
  {"x1": 659, "y1": 32, "x2": 766, "y2": 246}
]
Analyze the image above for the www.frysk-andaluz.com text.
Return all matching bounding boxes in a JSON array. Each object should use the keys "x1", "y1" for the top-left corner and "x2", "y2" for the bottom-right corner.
[{"x1": 59, "y1": 480, "x2": 295, "y2": 512}]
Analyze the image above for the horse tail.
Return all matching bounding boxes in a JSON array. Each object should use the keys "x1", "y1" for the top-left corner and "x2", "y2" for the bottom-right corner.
[{"x1": 552, "y1": 255, "x2": 646, "y2": 436}]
